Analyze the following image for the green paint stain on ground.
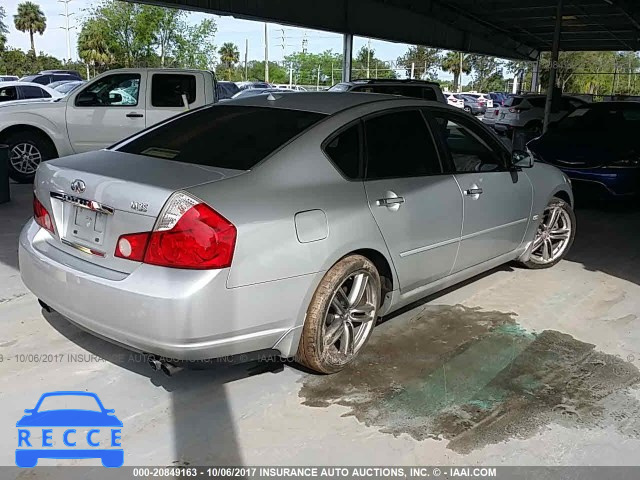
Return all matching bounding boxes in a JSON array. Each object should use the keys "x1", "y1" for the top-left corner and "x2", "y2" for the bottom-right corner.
[{"x1": 300, "y1": 304, "x2": 640, "y2": 453}]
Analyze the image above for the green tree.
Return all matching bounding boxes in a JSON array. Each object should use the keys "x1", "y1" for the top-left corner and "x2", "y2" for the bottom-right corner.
[
  {"x1": 13, "y1": 1, "x2": 47, "y2": 54},
  {"x1": 245, "y1": 60, "x2": 287, "y2": 83},
  {"x1": 218, "y1": 42, "x2": 240, "y2": 80},
  {"x1": 353, "y1": 45, "x2": 396, "y2": 79},
  {"x1": 0, "y1": 6, "x2": 8, "y2": 52},
  {"x1": 77, "y1": 18, "x2": 114, "y2": 73},
  {"x1": 284, "y1": 50, "x2": 343, "y2": 86},
  {"x1": 172, "y1": 18, "x2": 217, "y2": 69},
  {"x1": 441, "y1": 51, "x2": 471, "y2": 91},
  {"x1": 467, "y1": 54, "x2": 503, "y2": 92},
  {"x1": 396, "y1": 45, "x2": 440, "y2": 79}
]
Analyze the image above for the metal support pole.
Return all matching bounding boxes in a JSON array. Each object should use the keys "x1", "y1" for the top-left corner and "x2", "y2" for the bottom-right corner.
[
  {"x1": 342, "y1": 33, "x2": 353, "y2": 82},
  {"x1": 543, "y1": 0, "x2": 563, "y2": 133},
  {"x1": 530, "y1": 56, "x2": 541, "y2": 93}
]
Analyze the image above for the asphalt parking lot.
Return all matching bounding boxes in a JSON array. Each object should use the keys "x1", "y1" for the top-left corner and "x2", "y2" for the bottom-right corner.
[{"x1": 2, "y1": 182, "x2": 640, "y2": 470}]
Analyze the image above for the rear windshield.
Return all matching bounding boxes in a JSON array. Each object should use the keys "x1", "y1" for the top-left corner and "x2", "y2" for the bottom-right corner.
[
  {"x1": 117, "y1": 105, "x2": 326, "y2": 170},
  {"x1": 504, "y1": 96, "x2": 523, "y2": 107}
]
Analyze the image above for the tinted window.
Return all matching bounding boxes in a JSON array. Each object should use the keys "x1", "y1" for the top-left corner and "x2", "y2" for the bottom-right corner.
[
  {"x1": 0, "y1": 86, "x2": 18, "y2": 102},
  {"x1": 20, "y1": 75, "x2": 37, "y2": 83},
  {"x1": 353, "y1": 85, "x2": 438, "y2": 101},
  {"x1": 324, "y1": 125, "x2": 360, "y2": 179},
  {"x1": 527, "y1": 97, "x2": 546, "y2": 108},
  {"x1": 19, "y1": 86, "x2": 50, "y2": 99},
  {"x1": 328, "y1": 83, "x2": 350, "y2": 92},
  {"x1": 504, "y1": 96, "x2": 523, "y2": 107},
  {"x1": 118, "y1": 106, "x2": 326, "y2": 170},
  {"x1": 151, "y1": 74, "x2": 197, "y2": 107},
  {"x1": 431, "y1": 113, "x2": 504, "y2": 173},
  {"x1": 364, "y1": 110, "x2": 441, "y2": 179},
  {"x1": 76, "y1": 73, "x2": 140, "y2": 107}
]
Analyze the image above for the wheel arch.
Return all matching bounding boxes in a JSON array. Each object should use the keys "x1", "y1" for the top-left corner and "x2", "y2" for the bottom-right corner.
[
  {"x1": 349, "y1": 248, "x2": 394, "y2": 301},
  {"x1": 553, "y1": 189, "x2": 572, "y2": 206},
  {"x1": 0, "y1": 124, "x2": 59, "y2": 158}
]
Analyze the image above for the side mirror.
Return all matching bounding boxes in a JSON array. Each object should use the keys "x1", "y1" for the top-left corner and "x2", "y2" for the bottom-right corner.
[
  {"x1": 512, "y1": 149, "x2": 534, "y2": 169},
  {"x1": 108, "y1": 92, "x2": 122, "y2": 104},
  {"x1": 76, "y1": 91, "x2": 98, "y2": 106}
]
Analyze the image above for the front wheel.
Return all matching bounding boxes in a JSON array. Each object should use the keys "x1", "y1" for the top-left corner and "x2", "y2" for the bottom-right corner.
[
  {"x1": 297, "y1": 255, "x2": 380, "y2": 374},
  {"x1": 521, "y1": 197, "x2": 576, "y2": 269},
  {"x1": 6, "y1": 130, "x2": 57, "y2": 183}
]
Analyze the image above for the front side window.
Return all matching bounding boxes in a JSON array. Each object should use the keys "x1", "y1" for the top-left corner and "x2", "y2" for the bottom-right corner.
[
  {"x1": 151, "y1": 74, "x2": 197, "y2": 107},
  {"x1": 19, "y1": 86, "x2": 50, "y2": 99},
  {"x1": 324, "y1": 125, "x2": 360, "y2": 179},
  {"x1": 76, "y1": 73, "x2": 140, "y2": 107},
  {"x1": 0, "y1": 86, "x2": 18, "y2": 102},
  {"x1": 117, "y1": 105, "x2": 326, "y2": 170},
  {"x1": 364, "y1": 110, "x2": 441, "y2": 180},
  {"x1": 430, "y1": 113, "x2": 505, "y2": 173}
]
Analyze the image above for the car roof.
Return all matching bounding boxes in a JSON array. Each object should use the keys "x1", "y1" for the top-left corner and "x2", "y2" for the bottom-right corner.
[
  {"x1": 227, "y1": 91, "x2": 447, "y2": 115},
  {"x1": 343, "y1": 78, "x2": 440, "y2": 86}
]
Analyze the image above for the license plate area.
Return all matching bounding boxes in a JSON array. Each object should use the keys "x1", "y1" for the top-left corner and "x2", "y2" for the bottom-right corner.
[{"x1": 70, "y1": 206, "x2": 106, "y2": 244}]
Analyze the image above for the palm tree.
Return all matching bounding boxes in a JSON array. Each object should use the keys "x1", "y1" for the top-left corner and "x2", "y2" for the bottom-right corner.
[
  {"x1": 441, "y1": 51, "x2": 471, "y2": 91},
  {"x1": 14, "y1": 1, "x2": 46, "y2": 54},
  {"x1": 218, "y1": 42, "x2": 240, "y2": 80}
]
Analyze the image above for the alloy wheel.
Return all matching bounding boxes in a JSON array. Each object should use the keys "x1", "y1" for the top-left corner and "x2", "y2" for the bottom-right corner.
[
  {"x1": 10, "y1": 143, "x2": 42, "y2": 175},
  {"x1": 321, "y1": 270, "x2": 378, "y2": 365},
  {"x1": 529, "y1": 205, "x2": 572, "y2": 264}
]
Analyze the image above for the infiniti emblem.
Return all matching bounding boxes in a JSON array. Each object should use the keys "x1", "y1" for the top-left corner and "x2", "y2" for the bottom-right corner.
[{"x1": 71, "y1": 179, "x2": 86, "y2": 193}]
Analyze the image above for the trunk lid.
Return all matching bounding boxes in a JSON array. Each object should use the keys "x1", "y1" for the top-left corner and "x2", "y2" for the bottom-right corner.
[{"x1": 35, "y1": 150, "x2": 244, "y2": 274}]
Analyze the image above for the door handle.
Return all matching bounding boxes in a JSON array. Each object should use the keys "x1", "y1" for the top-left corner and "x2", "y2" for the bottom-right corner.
[
  {"x1": 376, "y1": 197, "x2": 405, "y2": 207},
  {"x1": 464, "y1": 188, "x2": 483, "y2": 196},
  {"x1": 126, "y1": 112, "x2": 143, "y2": 118}
]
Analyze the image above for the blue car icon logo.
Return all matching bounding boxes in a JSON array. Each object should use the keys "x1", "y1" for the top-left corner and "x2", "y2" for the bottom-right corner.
[{"x1": 16, "y1": 391, "x2": 123, "y2": 468}]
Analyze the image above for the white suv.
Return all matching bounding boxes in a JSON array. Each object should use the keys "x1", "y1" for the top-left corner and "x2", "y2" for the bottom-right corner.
[{"x1": 493, "y1": 94, "x2": 587, "y2": 135}]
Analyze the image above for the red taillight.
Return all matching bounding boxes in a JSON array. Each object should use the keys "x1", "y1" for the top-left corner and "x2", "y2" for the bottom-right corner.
[
  {"x1": 33, "y1": 194, "x2": 54, "y2": 234},
  {"x1": 115, "y1": 192, "x2": 236, "y2": 270},
  {"x1": 115, "y1": 232, "x2": 150, "y2": 262}
]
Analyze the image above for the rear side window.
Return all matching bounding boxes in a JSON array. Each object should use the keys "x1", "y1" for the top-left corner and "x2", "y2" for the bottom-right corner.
[
  {"x1": 324, "y1": 125, "x2": 360, "y2": 179},
  {"x1": 364, "y1": 110, "x2": 441, "y2": 179},
  {"x1": 19, "y1": 86, "x2": 50, "y2": 99},
  {"x1": 504, "y1": 96, "x2": 523, "y2": 107},
  {"x1": 117, "y1": 106, "x2": 327, "y2": 170},
  {"x1": 0, "y1": 86, "x2": 18, "y2": 102},
  {"x1": 152, "y1": 74, "x2": 197, "y2": 107},
  {"x1": 527, "y1": 97, "x2": 546, "y2": 108}
]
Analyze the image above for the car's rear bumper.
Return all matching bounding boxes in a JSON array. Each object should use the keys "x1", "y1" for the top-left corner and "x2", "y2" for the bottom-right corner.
[
  {"x1": 557, "y1": 167, "x2": 640, "y2": 196},
  {"x1": 19, "y1": 220, "x2": 318, "y2": 360}
]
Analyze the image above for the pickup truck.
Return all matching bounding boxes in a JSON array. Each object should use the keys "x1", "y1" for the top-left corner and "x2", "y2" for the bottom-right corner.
[{"x1": 0, "y1": 68, "x2": 218, "y2": 182}]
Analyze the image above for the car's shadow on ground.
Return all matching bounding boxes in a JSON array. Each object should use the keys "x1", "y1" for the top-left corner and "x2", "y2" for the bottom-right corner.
[
  {"x1": 567, "y1": 192, "x2": 640, "y2": 287},
  {"x1": 42, "y1": 308, "x2": 285, "y2": 467}
]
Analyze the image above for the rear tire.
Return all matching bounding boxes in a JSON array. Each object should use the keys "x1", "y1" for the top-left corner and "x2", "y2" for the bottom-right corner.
[
  {"x1": 5, "y1": 130, "x2": 57, "y2": 183},
  {"x1": 297, "y1": 255, "x2": 380, "y2": 374},
  {"x1": 464, "y1": 106, "x2": 472, "y2": 114},
  {"x1": 520, "y1": 197, "x2": 575, "y2": 269}
]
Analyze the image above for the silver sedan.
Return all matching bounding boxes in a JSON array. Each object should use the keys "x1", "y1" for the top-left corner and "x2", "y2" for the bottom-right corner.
[{"x1": 19, "y1": 92, "x2": 575, "y2": 374}]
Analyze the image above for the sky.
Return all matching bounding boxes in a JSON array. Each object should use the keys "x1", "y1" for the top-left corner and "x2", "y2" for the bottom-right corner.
[{"x1": 2, "y1": 0, "x2": 456, "y2": 80}]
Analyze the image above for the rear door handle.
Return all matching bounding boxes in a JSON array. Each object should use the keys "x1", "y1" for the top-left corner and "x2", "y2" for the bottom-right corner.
[
  {"x1": 464, "y1": 188, "x2": 483, "y2": 196},
  {"x1": 376, "y1": 197, "x2": 405, "y2": 207},
  {"x1": 126, "y1": 112, "x2": 144, "y2": 118}
]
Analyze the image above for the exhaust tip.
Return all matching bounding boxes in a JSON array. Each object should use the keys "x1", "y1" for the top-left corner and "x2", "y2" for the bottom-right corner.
[
  {"x1": 160, "y1": 362, "x2": 183, "y2": 377},
  {"x1": 148, "y1": 357, "x2": 162, "y2": 371}
]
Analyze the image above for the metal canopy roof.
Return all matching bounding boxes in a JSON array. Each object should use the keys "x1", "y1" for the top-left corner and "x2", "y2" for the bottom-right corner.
[{"x1": 130, "y1": 0, "x2": 640, "y2": 60}]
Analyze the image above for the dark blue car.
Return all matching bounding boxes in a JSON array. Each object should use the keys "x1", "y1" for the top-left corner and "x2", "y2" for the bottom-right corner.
[
  {"x1": 16, "y1": 391, "x2": 123, "y2": 468},
  {"x1": 528, "y1": 102, "x2": 640, "y2": 197}
]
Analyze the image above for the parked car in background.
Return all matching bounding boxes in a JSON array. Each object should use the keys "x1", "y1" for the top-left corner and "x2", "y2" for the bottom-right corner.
[
  {"x1": 482, "y1": 106, "x2": 502, "y2": 129},
  {"x1": 274, "y1": 84, "x2": 308, "y2": 91},
  {"x1": 20, "y1": 71, "x2": 82, "y2": 85},
  {"x1": 445, "y1": 93, "x2": 464, "y2": 109},
  {"x1": 328, "y1": 79, "x2": 446, "y2": 104},
  {"x1": 216, "y1": 80, "x2": 240, "y2": 100},
  {"x1": 528, "y1": 101, "x2": 640, "y2": 197},
  {"x1": 20, "y1": 92, "x2": 574, "y2": 376},
  {"x1": 495, "y1": 94, "x2": 587, "y2": 136},
  {"x1": 454, "y1": 94, "x2": 487, "y2": 115},
  {"x1": 489, "y1": 92, "x2": 507, "y2": 106},
  {"x1": 231, "y1": 88, "x2": 295, "y2": 99},
  {"x1": 0, "y1": 81, "x2": 62, "y2": 104},
  {"x1": 0, "y1": 68, "x2": 219, "y2": 182},
  {"x1": 0, "y1": 75, "x2": 19, "y2": 82},
  {"x1": 236, "y1": 81, "x2": 272, "y2": 90},
  {"x1": 464, "y1": 93, "x2": 493, "y2": 108},
  {"x1": 52, "y1": 80, "x2": 86, "y2": 95}
]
